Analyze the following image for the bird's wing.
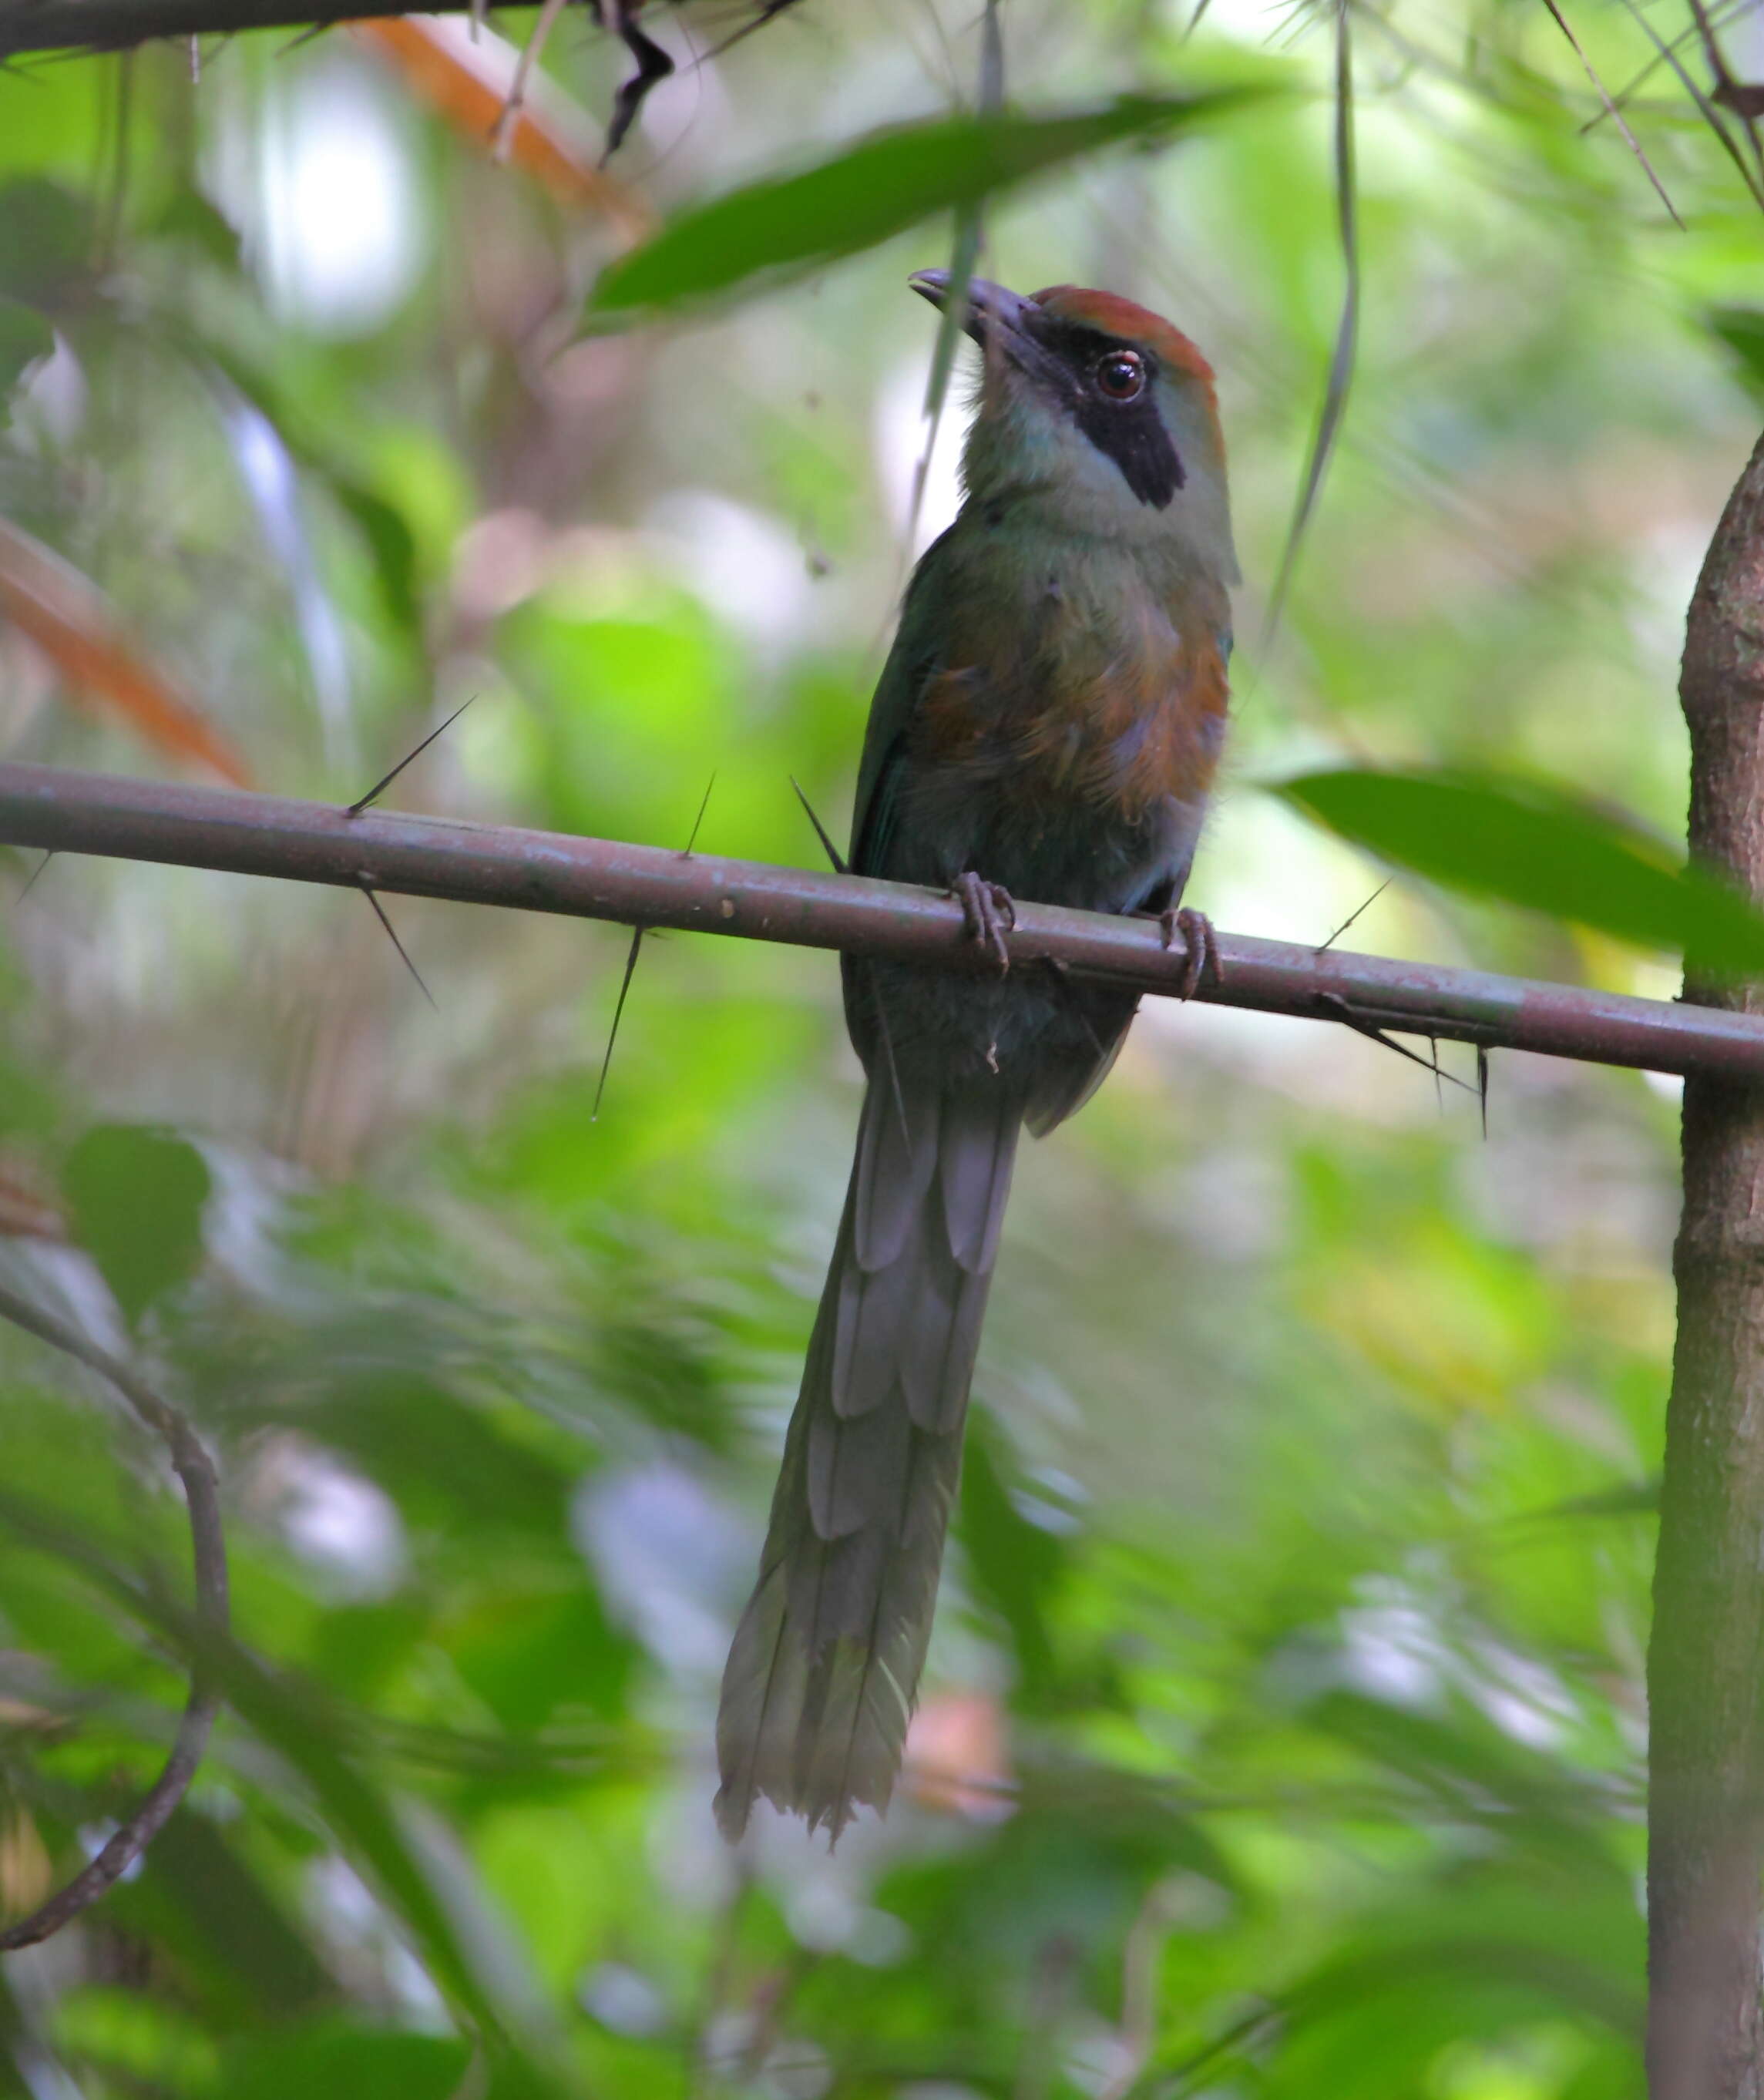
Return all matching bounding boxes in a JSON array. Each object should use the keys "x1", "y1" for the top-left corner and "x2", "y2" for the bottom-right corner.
[{"x1": 849, "y1": 525, "x2": 962, "y2": 878}]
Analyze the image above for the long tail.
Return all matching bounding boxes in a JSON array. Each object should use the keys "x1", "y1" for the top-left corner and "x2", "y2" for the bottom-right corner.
[{"x1": 714, "y1": 1074, "x2": 1021, "y2": 1841}]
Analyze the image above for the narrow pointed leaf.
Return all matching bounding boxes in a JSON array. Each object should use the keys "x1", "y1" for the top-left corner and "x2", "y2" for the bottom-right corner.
[
  {"x1": 583, "y1": 88, "x2": 1266, "y2": 323},
  {"x1": 0, "y1": 518, "x2": 252, "y2": 787}
]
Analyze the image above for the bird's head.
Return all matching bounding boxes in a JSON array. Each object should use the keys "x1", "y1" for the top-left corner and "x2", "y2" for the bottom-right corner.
[{"x1": 909, "y1": 269, "x2": 1236, "y2": 580}]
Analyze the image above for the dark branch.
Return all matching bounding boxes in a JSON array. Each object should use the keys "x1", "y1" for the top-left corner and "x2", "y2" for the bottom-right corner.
[
  {"x1": 0, "y1": 1277, "x2": 229, "y2": 1950},
  {"x1": 0, "y1": 0, "x2": 539, "y2": 56},
  {"x1": 2, "y1": 759, "x2": 1762, "y2": 1080},
  {"x1": 1648, "y1": 426, "x2": 1764, "y2": 2100}
]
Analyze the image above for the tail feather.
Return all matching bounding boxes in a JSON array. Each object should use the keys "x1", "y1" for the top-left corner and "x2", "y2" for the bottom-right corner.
[
  {"x1": 938, "y1": 1086, "x2": 1016, "y2": 1272},
  {"x1": 714, "y1": 1076, "x2": 1020, "y2": 1841},
  {"x1": 854, "y1": 1079, "x2": 939, "y2": 1267}
]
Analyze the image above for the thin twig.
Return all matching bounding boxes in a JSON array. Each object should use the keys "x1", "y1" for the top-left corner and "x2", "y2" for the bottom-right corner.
[
  {"x1": 0, "y1": 1278, "x2": 229, "y2": 1950},
  {"x1": 1263, "y1": 0, "x2": 1360, "y2": 638},
  {"x1": 1581, "y1": 0, "x2": 1749, "y2": 129},
  {"x1": 687, "y1": 1869, "x2": 751, "y2": 2099},
  {"x1": 490, "y1": 0, "x2": 568, "y2": 161},
  {"x1": 1683, "y1": 0, "x2": 1764, "y2": 185},
  {"x1": 698, "y1": 0, "x2": 811, "y2": 66},
  {"x1": 1537, "y1": 0, "x2": 1685, "y2": 226},
  {"x1": 1096, "y1": 1878, "x2": 1184, "y2": 2100},
  {"x1": 904, "y1": 0, "x2": 1003, "y2": 559},
  {"x1": 1124, "y1": 2000, "x2": 1282, "y2": 2099},
  {"x1": 1608, "y1": 0, "x2": 1764, "y2": 210}
]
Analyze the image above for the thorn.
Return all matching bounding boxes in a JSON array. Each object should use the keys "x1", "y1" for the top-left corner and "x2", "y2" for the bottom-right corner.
[
  {"x1": 681, "y1": 771, "x2": 717, "y2": 858},
  {"x1": 358, "y1": 882, "x2": 436, "y2": 1009},
  {"x1": 790, "y1": 776, "x2": 848, "y2": 874},
  {"x1": 1315, "y1": 878, "x2": 1390, "y2": 954},
  {"x1": 17, "y1": 851, "x2": 53, "y2": 901},
  {"x1": 592, "y1": 926, "x2": 647, "y2": 1121},
  {"x1": 1538, "y1": 0, "x2": 1686, "y2": 228},
  {"x1": 348, "y1": 695, "x2": 478, "y2": 818},
  {"x1": 1315, "y1": 992, "x2": 1478, "y2": 1097},
  {"x1": 698, "y1": 0, "x2": 808, "y2": 66},
  {"x1": 273, "y1": 19, "x2": 330, "y2": 57},
  {"x1": 1477, "y1": 1044, "x2": 1490, "y2": 1140}
]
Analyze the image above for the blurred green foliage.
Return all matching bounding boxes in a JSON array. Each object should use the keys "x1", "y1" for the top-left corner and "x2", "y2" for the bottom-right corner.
[
  {"x1": 1282, "y1": 768, "x2": 1764, "y2": 972},
  {"x1": 583, "y1": 88, "x2": 1269, "y2": 320},
  {"x1": 0, "y1": 0, "x2": 1755, "y2": 2091}
]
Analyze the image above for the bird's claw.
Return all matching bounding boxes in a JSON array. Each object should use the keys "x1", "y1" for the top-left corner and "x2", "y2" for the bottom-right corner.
[
  {"x1": 952, "y1": 871, "x2": 1016, "y2": 973},
  {"x1": 1159, "y1": 906, "x2": 1221, "y2": 1000}
]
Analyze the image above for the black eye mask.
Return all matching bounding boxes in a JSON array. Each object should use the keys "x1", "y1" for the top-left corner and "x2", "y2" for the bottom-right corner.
[{"x1": 1037, "y1": 321, "x2": 1185, "y2": 510}]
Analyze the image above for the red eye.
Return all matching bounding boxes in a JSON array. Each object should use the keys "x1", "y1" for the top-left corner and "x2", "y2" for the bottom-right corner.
[{"x1": 1094, "y1": 350, "x2": 1145, "y2": 401}]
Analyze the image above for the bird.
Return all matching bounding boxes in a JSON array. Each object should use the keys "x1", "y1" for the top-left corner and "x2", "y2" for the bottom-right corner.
[{"x1": 714, "y1": 270, "x2": 1238, "y2": 1842}]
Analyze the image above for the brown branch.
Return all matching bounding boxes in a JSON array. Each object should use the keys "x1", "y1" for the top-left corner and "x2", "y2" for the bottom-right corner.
[
  {"x1": 3, "y1": 758, "x2": 1762, "y2": 1079},
  {"x1": 1649, "y1": 427, "x2": 1764, "y2": 2100},
  {"x1": 0, "y1": 1277, "x2": 229, "y2": 1950},
  {"x1": 0, "y1": 0, "x2": 539, "y2": 57}
]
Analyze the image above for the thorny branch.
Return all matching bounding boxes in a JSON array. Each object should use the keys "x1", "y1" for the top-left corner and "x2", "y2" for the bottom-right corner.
[
  {"x1": 0, "y1": 0, "x2": 566, "y2": 56},
  {"x1": 4, "y1": 758, "x2": 1764, "y2": 1080},
  {"x1": 0, "y1": 1277, "x2": 229, "y2": 1951}
]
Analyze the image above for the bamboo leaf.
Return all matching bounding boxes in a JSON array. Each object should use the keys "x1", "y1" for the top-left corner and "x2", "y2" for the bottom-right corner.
[
  {"x1": 583, "y1": 88, "x2": 1267, "y2": 324},
  {"x1": 1281, "y1": 768, "x2": 1764, "y2": 973}
]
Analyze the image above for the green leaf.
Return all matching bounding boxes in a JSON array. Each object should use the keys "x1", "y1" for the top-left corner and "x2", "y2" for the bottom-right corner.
[
  {"x1": 327, "y1": 479, "x2": 420, "y2": 632},
  {"x1": 585, "y1": 89, "x2": 1265, "y2": 322},
  {"x1": 193, "y1": 339, "x2": 422, "y2": 635},
  {"x1": 62, "y1": 1124, "x2": 211, "y2": 1327},
  {"x1": 0, "y1": 295, "x2": 52, "y2": 401},
  {"x1": 1708, "y1": 304, "x2": 1764, "y2": 404},
  {"x1": 0, "y1": 176, "x2": 92, "y2": 308},
  {"x1": 217, "y1": 2024, "x2": 472, "y2": 2100},
  {"x1": 959, "y1": 1418, "x2": 1064, "y2": 1709},
  {"x1": 150, "y1": 189, "x2": 246, "y2": 274},
  {"x1": 1279, "y1": 768, "x2": 1764, "y2": 973},
  {"x1": 0, "y1": 1487, "x2": 574, "y2": 2092},
  {"x1": 124, "y1": 1811, "x2": 334, "y2": 2025}
]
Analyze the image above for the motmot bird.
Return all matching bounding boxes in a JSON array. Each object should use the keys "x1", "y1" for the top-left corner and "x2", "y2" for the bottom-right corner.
[{"x1": 715, "y1": 272, "x2": 1238, "y2": 1840}]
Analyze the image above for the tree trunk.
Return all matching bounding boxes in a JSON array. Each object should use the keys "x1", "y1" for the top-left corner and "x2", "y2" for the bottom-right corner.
[{"x1": 1650, "y1": 429, "x2": 1764, "y2": 2100}]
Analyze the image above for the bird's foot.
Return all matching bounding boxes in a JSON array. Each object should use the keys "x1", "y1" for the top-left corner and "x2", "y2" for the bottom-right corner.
[
  {"x1": 1158, "y1": 906, "x2": 1221, "y2": 1000},
  {"x1": 952, "y1": 871, "x2": 1016, "y2": 973}
]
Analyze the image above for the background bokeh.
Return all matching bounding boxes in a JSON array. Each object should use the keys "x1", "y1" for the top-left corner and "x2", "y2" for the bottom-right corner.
[{"x1": 2, "y1": 0, "x2": 1761, "y2": 2090}]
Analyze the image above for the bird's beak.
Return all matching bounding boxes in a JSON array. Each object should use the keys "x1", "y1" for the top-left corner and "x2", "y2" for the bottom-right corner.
[{"x1": 909, "y1": 269, "x2": 1046, "y2": 365}]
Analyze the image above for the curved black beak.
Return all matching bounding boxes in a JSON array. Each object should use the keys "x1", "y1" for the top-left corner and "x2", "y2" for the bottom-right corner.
[{"x1": 908, "y1": 268, "x2": 1043, "y2": 354}]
